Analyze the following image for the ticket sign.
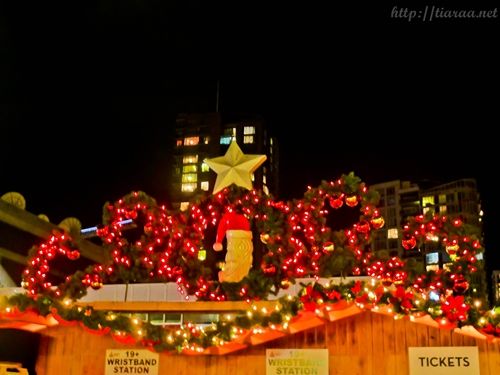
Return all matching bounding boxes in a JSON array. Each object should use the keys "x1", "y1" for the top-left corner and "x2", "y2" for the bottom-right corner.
[
  {"x1": 266, "y1": 349, "x2": 328, "y2": 375},
  {"x1": 408, "y1": 347, "x2": 479, "y2": 375},
  {"x1": 105, "y1": 349, "x2": 159, "y2": 375}
]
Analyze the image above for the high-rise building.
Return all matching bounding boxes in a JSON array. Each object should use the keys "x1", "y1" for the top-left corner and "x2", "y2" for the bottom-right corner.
[
  {"x1": 171, "y1": 113, "x2": 279, "y2": 209},
  {"x1": 371, "y1": 178, "x2": 486, "y2": 296},
  {"x1": 371, "y1": 178, "x2": 482, "y2": 257},
  {"x1": 370, "y1": 180, "x2": 420, "y2": 257},
  {"x1": 420, "y1": 179, "x2": 482, "y2": 226}
]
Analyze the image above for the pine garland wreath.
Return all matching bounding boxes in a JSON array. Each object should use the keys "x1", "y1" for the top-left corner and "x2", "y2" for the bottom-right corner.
[{"x1": 8, "y1": 171, "x2": 498, "y2": 354}]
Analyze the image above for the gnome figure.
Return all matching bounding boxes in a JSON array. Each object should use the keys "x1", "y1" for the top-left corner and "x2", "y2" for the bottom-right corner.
[{"x1": 213, "y1": 205, "x2": 253, "y2": 282}]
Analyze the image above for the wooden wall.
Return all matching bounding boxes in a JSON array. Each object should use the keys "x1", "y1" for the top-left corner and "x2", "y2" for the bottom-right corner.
[{"x1": 36, "y1": 311, "x2": 500, "y2": 375}]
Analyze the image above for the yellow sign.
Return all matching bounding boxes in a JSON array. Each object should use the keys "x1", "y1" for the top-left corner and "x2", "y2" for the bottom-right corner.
[
  {"x1": 408, "y1": 346, "x2": 479, "y2": 375},
  {"x1": 105, "y1": 349, "x2": 159, "y2": 375},
  {"x1": 266, "y1": 349, "x2": 328, "y2": 375}
]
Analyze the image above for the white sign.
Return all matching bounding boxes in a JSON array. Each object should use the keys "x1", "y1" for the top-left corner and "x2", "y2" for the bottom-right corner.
[
  {"x1": 408, "y1": 346, "x2": 479, "y2": 375},
  {"x1": 105, "y1": 349, "x2": 159, "y2": 375},
  {"x1": 266, "y1": 348, "x2": 328, "y2": 375}
]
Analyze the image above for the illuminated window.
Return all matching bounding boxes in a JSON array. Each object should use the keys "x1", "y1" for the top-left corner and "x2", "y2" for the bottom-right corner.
[
  {"x1": 438, "y1": 194, "x2": 446, "y2": 204},
  {"x1": 220, "y1": 136, "x2": 232, "y2": 145},
  {"x1": 426, "y1": 264, "x2": 439, "y2": 272},
  {"x1": 181, "y1": 183, "x2": 197, "y2": 192},
  {"x1": 180, "y1": 202, "x2": 190, "y2": 211},
  {"x1": 182, "y1": 173, "x2": 197, "y2": 183},
  {"x1": 423, "y1": 207, "x2": 431, "y2": 215},
  {"x1": 183, "y1": 155, "x2": 198, "y2": 164},
  {"x1": 176, "y1": 139, "x2": 183, "y2": 147},
  {"x1": 203, "y1": 136, "x2": 210, "y2": 144},
  {"x1": 262, "y1": 175, "x2": 267, "y2": 184},
  {"x1": 183, "y1": 165, "x2": 197, "y2": 173},
  {"x1": 263, "y1": 185, "x2": 269, "y2": 195},
  {"x1": 270, "y1": 138, "x2": 273, "y2": 145},
  {"x1": 243, "y1": 135, "x2": 254, "y2": 144},
  {"x1": 251, "y1": 173, "x2": 254, "y2": 182},
  {"x1": 244, "y1": 126, "x2": 255, "y2": 135},
  {"x1": 439, "y1": 205, "x2": 447, "y2": 214},
  {"x1": 184, "y1": 137, "x2": 199, "y2": 146},
  {"x1": 422, "y1": 196, "x2": 435, "y2": 207},
  {"x1": 201, "y1": 162, "x2": 210, "y2": 172},
  {"x1": 387, "y1": 228, "x2": 399, "y2": 239},
  {"x1": 201, "y1": 181, "x2": 209, "y2": 191}
]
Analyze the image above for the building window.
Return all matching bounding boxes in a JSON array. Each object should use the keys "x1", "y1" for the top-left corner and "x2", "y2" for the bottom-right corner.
[
  {"x1": 176, "y1": 139, "x2": 183, "y2": 147},
  {"x1": 439, "y1": 205, "x2": 447, "y2": 214},
  {"x1": 201, "y1": 181, "x2": 209, "y2": 191},
  {"x1": 181, "y1": 183, "x2": 197, "y2": 192},
  {"x1": 262, "y1": 175, "x2": 267, "y2": 184},
  {"x1": 182, "y1": 173, "x2": 197, "y2": 183},
  {"x1": 422, "y1": 196, "x2": 435, "y2": 207},
  {"x1": 438, "y1": 194, "x2": 446, "y2": 204},
  {"x1": 243, "y1": 135, "x2": 254, "y2": 144},
  {"x1": 180, "y1": 202, "x2": 190, "y2": 211},
  {"x1": 387, "y1": 207, "x2": 397, "y2": 226},
  {"x1": 244, "y1": 126, "x2": 255, "y2": 135},
  {"x1": 183, "y1": 165, "x2": 197, "y2": 173},
  {"x1": 184, "y1": 136, "x2": 199, "y2": 146},
  {"x1": 203, "y1": 136, "x2": 210, "y2": 145},
  {"x1": 201, "y1": 162, "x2": 210, "y2": 172},
  {"x1": 223, "y1": 127, "x2": 236, "y2": 136},
  {"x1": 387, "y1": 187, "x2": 396, "y2": 206},
  {"x1": 263, "y1": 185, "x2": 269, "y2": 195},
  {"x1": 378, "y1": 190, "x2": 385, "y2": 206},
  {"x1": 387, "y1": 228, "x2": 399, "y2": 239},
  {"x1": 251, "y1": 173, "x2": 254, "y2": 182},
  {"x1": 183, "y1": 155, "x2": 198, "y2": 164},
  {"x1": 388, "y1": 239, "x2": 398, "y2": 250},
  {"x1": 220, "y1": 136, "x2": 232, "y2": 145}
]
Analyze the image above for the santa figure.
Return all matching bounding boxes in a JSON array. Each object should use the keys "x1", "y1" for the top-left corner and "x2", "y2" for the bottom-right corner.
[{"x1": 213, "y1": 205, "x2": 253, "y2": 282}]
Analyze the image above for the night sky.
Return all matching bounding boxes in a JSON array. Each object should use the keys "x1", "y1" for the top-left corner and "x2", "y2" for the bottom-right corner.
[{"x1": 1, "y1": 3, "x2": 499, "y2": 278}]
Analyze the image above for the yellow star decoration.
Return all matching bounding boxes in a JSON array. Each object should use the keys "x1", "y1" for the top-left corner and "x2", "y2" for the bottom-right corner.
[{"x1": 204, "y1": 140, "x2": 267, "y2": 194}]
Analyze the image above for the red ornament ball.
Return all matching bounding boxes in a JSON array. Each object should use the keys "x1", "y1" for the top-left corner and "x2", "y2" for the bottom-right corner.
[
  {"x1": 370, "y1": 216, "x2": 385, "y2": 230},
  {"x1": 345, "y1": 195, "x2": 359, "y2": 207},
  {"x1": 453, "y1": 276, "x2": 469, "y2": 294},
  {"x1": 262, "y1": 264, "x2": 276, "y2": 275},
  {"x1": 356, "y1": 220, "x2": 371, "y2": 234},
  {"x1": 280, "y1": 279, "x2": 291, "y2": 289},
  {"x1": 402, "y1": 236, "x2": 417, "y2": 250},
  {"x1": 329, "y1": 196, "x2": 344, "y2": 209},
  {"x1": 323, "y1": 242, "x2": 335, "y2": 252},
  {"x1": 67, "y1": 250, "x2": 80, "y2": 260},
  {"x1": 446, "y1": 244, "x2": 459, "y2": 256}
]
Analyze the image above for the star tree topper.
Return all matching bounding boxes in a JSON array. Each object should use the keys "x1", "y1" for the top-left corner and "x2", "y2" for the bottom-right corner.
[{"x1": 204, "y1": 140, "x2": 267, "y2": 194}]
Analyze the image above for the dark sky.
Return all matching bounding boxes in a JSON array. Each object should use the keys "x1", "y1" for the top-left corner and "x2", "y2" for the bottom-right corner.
[{"x1": 1, "y1": 2, "x2": 499, "y2": 275}]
